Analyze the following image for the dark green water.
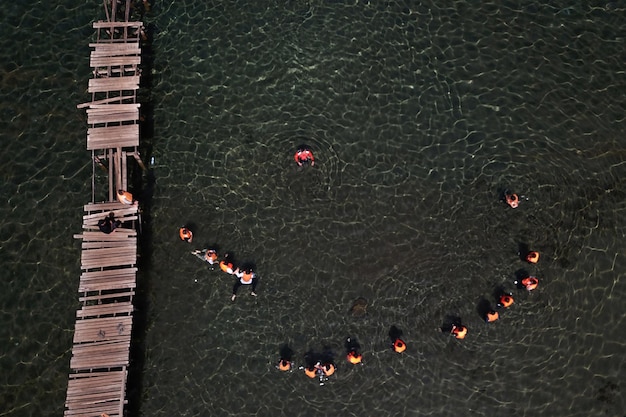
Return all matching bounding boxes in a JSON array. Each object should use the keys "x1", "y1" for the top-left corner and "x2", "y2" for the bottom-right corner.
[{"x1": 1, "y1": 1, "x2": 625, "y2": 416}]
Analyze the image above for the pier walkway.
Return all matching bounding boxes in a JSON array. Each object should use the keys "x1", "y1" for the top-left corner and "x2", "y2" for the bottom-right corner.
[{"x1": 64, "y1": 2, "x2": 145, "y2": 416}]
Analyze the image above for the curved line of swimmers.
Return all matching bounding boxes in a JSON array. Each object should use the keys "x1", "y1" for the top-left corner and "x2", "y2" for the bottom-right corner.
[
  {"x1": 275, "y1": 326, "x2": 407, "y2": 384},
  {"x1": 443, "y1": 189, "x2": 541, "y2": 339},
  {"x1": 180, "y1": 226, "x2": 258, "y2": 302}
]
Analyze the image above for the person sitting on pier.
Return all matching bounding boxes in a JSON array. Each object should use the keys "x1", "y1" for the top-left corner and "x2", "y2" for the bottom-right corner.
[
  {"x1": 231, "y1": 265, "x2": 258, "y2": 301},
  {"x1": 117, "y1": 189, "x2": 137, "y2": 205},
  {"x1": 192, "y1": 248, "x2": 218, "y2": 265},
  {"x1": 98, "y1": 212, "x2": 121, "y2": 234},
  {"x1": 294, "y1": 145, "x2": 315, "y2": 167}
]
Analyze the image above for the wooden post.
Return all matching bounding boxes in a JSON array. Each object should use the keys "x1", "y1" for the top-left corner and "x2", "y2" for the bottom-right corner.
[{"x1": 132, "y1": 151, "x2": 147, "y2": 171}]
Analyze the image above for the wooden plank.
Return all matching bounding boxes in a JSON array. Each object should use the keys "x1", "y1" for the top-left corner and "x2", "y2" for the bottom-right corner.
[
  {"x1": 80, "y1": 268, "x2": 137, "y2": 280},
  {"x1": 74, "y1": 230, "x2": 137, "y2": 240},
  {"x1": 93, "y1": 21, "x2": 143, "y2": 28},
  {"x1": 89, "y1": 42, "x2": 139, "y2": 50},
  {"x1": 90, "y1": 55, "x2": 140, "y2": 68},
  {"x1": 88, "y1": 76, "x2": 140, "y2": 93},
  {"x1": 79, "y1": 290, "x2": 135, "y2": 303},
  {"x1": 83, "y1": 206, "x2": 138, "y2": 221},
  {"x1": 78, "y1": 280, "x2": 136, "y2": 293},
  {"x1": 73, "y1": 316, "x2": 132, "y2": 341},
  {"x1": 87, "y1": 125, "x2": 139, "y2": 150},
  {"x1": 76, "y1": 302, "x2": 133, "y2": 319},
  {"x1": 80, "y1": 256, "x2": 137, "y2": 270},
  {"x1": 78, "y1": 96, "x2": 137, "y2": 109},
  {"x1": 84, "y1": 202, "x2": 131, "y2": 212}
]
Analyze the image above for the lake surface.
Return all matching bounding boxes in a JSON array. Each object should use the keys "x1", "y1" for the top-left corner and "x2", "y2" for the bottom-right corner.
[{"x1": 1, "y1": 1, "x2": 625, "y2": 416}]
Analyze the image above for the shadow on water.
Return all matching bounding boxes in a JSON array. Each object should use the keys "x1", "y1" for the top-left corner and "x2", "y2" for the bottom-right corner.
[{"x1": 126, "y1": 10, "x2": 156, "y2": 416}]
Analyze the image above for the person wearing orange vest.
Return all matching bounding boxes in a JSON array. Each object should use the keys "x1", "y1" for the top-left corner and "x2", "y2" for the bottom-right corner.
[
  {"x1": 389, "y1": 325, "x2": 407, "y2": 353},
  {"x1": 321, "y1": 362, "x2": 335, "y2": 377},
  {"x1": 304, "y1": 364, "x2": 319, "y2": 378},
  {"x1": 179, "y1": 226, "x2": 193, "y2": 242},
  {"x1": 219, "y1": 253, "x2": 236, "y2": 274},
  {"x1": 485, "y1": 309, "x2": 499, "y2": 322},
  {"x1": 504, "y1": 191, "x2": 519, "y2": 208},
  {"x1": 294, "y1": 145, "x2": 315, "y2": 167},
  {"x1": 525, "y1": 251, "x2": 540, "y2": 264},
  {"x1": 345, "y1": 337, "x2": 363, "y2": 365},
  {"x1": 117, "y1": 189, "x2": 137, "y2": 205},
  {"x1": 231, "y1": 266, "x2": 258, "y2": 301},
  {"x1": 192, "y1": 248, "x2": 219, "y2": 266},
  {"x1": 516, "y1": 276, "x2": 539, "y2": 291},
  {"x1": 498, "y1": 293, "x2": 514, "y2": 308},
  {"x1": 278, "y1": 358, "x2": 292, "y2": 372},
  {"x1": 450, "y1": 324, "x2": 467, "y2": 340}
]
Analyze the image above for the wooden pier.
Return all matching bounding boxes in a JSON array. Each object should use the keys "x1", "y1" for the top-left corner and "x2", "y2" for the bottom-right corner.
[{"x1": 65, "y1": 2, "x2": 145, "y2": 416}]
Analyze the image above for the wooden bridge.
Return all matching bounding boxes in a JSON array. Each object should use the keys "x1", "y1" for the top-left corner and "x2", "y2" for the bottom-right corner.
[{"x1": 65, "y1": 1, "x2": 146, "y2": 416}]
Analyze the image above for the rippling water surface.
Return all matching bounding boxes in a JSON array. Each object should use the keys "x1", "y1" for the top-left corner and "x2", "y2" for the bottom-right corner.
[{"x1": 1, "y1": 1, "x2": 625, "y2": 416}]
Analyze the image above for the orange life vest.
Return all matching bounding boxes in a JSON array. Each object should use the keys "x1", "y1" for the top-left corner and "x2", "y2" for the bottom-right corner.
[
  {"x1": 117, "y1": 190, "x2": 134, "y2": 205},
  {"x1": 526, "y1": 251, "x2": 540, "y2": 263},
  {"x1": 304, "y1": 367, "x2": 317, "y2": 378},
  {"x1": 220, "y1": 260, "x2": 234, "y2": 274},
  {"x1": 294, "y1": 149, "x2": 314, "y2": 164},
  {"x1": 347, "y1": 351, "x2": 362, "y2": 364},
  {"x1": 452, "y1": 325, "x2": 467, "y2": 340},
  {"x1": 278, "y1": 359, "x2": 291, "y2": 371},
  {"x1": 486, "y1": 310, "x2": 499, "y2": 322},
  {"x1": 499, "y1": 294, "x2": 514, "y2": 308},
  {"x1": 393, "y1": 338, "x2": 406, "y2": 353},
  {"x1": 179, "y1": 227, "x2": 193, "y2": 242},
  {"x1": 505, "y1": 193, "x2": 519, "y2": 208},
  {"x1": 322, "y1": 363, "x2": 335, "y2": 376},
  {"x1": 241, "y1": 271, "x2": 254, "y2": 284},
  {"x1": 521, "y1": 277, "x2": 538, "y2": 291}
]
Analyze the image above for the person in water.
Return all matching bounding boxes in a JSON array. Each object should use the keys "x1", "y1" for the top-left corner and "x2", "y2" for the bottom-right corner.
[
  {"x1": 277, "y1": 344, "x2": 294, "y2": 372},
  {"x1": 179, "y1": 226, "x2": 193, "y2": 242},
  {"x1": 231, "y1": 265, "x2": 258, "y2": 301},
  {"x1": 345, "y1": 337, "x2": 363, "y2": 365},
  {"x1": 502, "y1": 189, "x2": 519, "y2": 208},
  {"x1": 98, "y1": 212, "x2": 121, "y2": 234},
  {"x1": 449, "y1": 323, "x2": 467, "y2": 339},
  {"x1": 388, "y1": 325, "x2": 407, "y2": 353},
  {"x1": 191, "y1": 248, "x2": 219, "y2": 265},
  {"x1": 294, "y1": 145, "x2": 315, "y2": 167},
  {"x1": 515, "y1": 276, "x2": 539, "y2": 291}
]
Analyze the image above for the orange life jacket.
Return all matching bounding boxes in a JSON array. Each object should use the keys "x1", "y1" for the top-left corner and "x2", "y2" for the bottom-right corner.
[
  {"x1": 486, "y1": 311, "x2": 499, "y2": 322},
  {"x1": 241, "y1": 271, "x2": 254, "y2": 284},
  {"x1": 294, "y1": 149, "x2": 314, "y2": 164},
  {"x1": 278, "y1": 359, "x2": 291, "y2": 371},
  {"x1": 179, "y1": 227, "x2": 192, "y2": 242},
  {"x1": 117, "y1": 190, "x2": 134, "y2": 205},
  {"x1": 526, "y1": 251, "x2": 540, "y2": 263},
  {"x1": 499, "y1": 295, "x2": 514, "y2": 308},
  {"x1": 322, "y1": 363, "x2": 335, "y2": 376},
  {"x1": 304, "y1": 367, "x2": 317, "y2": 378},
  {"x1": 452, "y1": 325, "x2": 467, "y2": 339},
  {"x1": 393, "y1": 338, "x2": 406, "y2": 353},
  {"x1": 505, "y1": 193, "x2": 519, "y2": 208},
  {"x1": 347, "y1": 351, "x2": 362, "y2": 364},
  {"x1": 521, "y1": 277, "x2": 538, "y2": 291},
  {"x1": 219, "y1": 260, "x2": 234, "y2": 274}
]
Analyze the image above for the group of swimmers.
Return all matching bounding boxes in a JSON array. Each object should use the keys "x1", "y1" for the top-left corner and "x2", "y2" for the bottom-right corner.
[
  {"x1": 179, "y1": 226, "x2": 259, "y2": 301},
  {"x1": 275, "y1": 326, "x2": 408, "y2": 384},
  {"x1": 443, "y1": 190, "x2": 542, "y2": 339},
  {"x1": 441, "y1": 190, "x2": 542, "y2": 340}
]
